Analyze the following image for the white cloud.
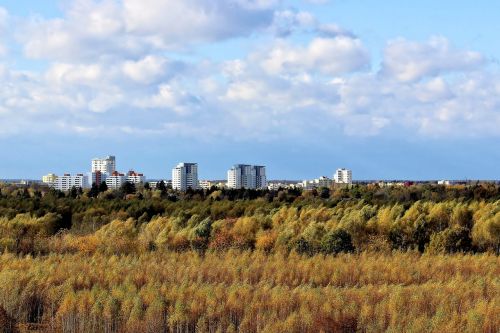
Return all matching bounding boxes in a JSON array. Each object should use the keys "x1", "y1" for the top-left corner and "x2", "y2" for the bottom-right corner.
[
  {"x1": 134, "y1": 84, "x2": 201, "y2": 115},
  {"x1": 0, "y1": 1, "x2": 499, "y2": 141},
  {"x1": 381, "y1": 36, "x2": 485, "y2": 82},
  {"x1": 0, "y1": 7, "x2": 9, "y2": 56},
  {"x1": 317, "y1": 23, "x2": 356, "y2": 38},
  {"x1": 122, "y1": 0, "x2": 274, "y2": 43},
  {"x1": 122, "y1": 55, "x2": 170, "y2": 84},
  {"x1": 21, "y1": 0, "x2": 277, "y2": 61},
  {"x1": 22, "y1": 0, "x2": 132, "y2": 61},
  {"x1": 259, "y1": 36, "x2": 370, "y2": 76},
  {"x1": 46, "y1": 63, "x2": 104, "y2": 85},
  {"x1": 271, "y1": 10, "x2": 317, "y2": 36},
  {"x1": 88, "y1": 90, "x2": 124, "y2": 113},
  {"x1": 2, "y1": 40, "x2": 500, "y2": 140}
]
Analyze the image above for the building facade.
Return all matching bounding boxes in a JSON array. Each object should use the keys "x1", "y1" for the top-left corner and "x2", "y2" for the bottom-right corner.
[
  {"x1": 126, "y1": 170, "x2": 146, "y2": 185},
  {"x1": 42, "y1": 173, "x2": 58, "y2": 184},
  {"x1": 149, "y1": 180, "x2": 172, "y2": 190},
  {"x1": 104, "y1": 170, "x2": 145, "y2": 189},
  {"x1": 334, "y1": 168, "x2": 352, "y2": 184},
  {"x1": 227, "y1": 164, "x2": 267, "y2": 189},
  {"x1": 302, "y1": 176, "x2": 333, "y2": 190},
  {"x1": 254, "y1": 166, "x2": 267, "y2": 189},
  {"x1": 90, "y1": 171, "x2": 107, "y2": 185},
  {"x1": 52, "y1": 174, "x2": 89, "y2": 191},
  {"x1": 227, "y1": 164, "x2": 253, "y2": 189},
  {"x1": 172, "y1": 163, "x2": 199, "y2": 191},
  {"x1": 91, "y1": 156, "x2": 116, "y2": 175},
  {"x1": 199, "y1": 180, "x2": 213, "y2": 190},
  {"x1": 105, "y1": 171, "x2": 125, "y2": 189}
]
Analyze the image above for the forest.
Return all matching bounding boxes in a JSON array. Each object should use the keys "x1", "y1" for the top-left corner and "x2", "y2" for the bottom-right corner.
[{"x1": 0, "y1": 182, "x2": 498, "y2": 332}]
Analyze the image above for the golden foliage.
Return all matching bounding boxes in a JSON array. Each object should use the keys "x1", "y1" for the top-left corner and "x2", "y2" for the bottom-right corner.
[{"x1": 0, "y1": 251, "x2": 497, "y2": 332}]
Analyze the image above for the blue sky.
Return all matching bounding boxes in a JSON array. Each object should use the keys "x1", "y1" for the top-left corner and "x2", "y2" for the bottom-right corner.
[{"x1": 0, "y1": 0, "x2": 499, "y2": 180}]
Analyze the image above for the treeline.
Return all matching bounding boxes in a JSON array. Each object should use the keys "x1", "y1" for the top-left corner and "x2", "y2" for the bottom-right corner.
[
  {"x1": 0, "y1": 251, "x2": 498, "y2": 333},
  {"x1": 1, "y1": 199, "x2": 498, "y2": 257}
]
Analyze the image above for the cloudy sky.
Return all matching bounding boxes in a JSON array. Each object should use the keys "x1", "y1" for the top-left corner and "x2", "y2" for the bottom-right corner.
[{"x1": 0, "y1": 0, "x2": 499, "y2": 180}]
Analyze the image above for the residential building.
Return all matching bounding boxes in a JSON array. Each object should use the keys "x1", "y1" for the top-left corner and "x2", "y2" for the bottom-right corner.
[
  {"x1": 90, "y1": 171, "x2": 107, "y2": 185},
  {"x1": 302, "y1": 176, "x2": 333, "y2": 190},
  {"x1": 268, "y1": 181, "x2": 302, "y2": 190},
  {"x1": 227, "y1": 164, "x2": 267, "y2": 189},
  {"x1": 334, "y1": 168, "x2": 352, "y2": 184},
  {"x1": 126, "y1": 170, "x2": 146, "y2": 185},
  {"x1": 211, "y1": 181, "x2": 227, "y2": 189},
  {"x1": 254, "y1": 166, "x2": 267, "y2": 189},
  {"x1": 52, "y1": 174, "x2": 89, "y2": 191},
  {"x1": 268, "y1": 182, "x2": 287, "y2": 191},
  {"x1": 227, "y1": 164, "x2": 253, "y2": 189},
  {"x1": 42, "y1": 173, "x2": 58, "y2": 184},
  {"x1": 149, "y1": 180, "x2": 172, "y2": 190},
  {"x1": 91, "y1": 156, "x2": 116, "y2": 175},
  {"x1": 105, "y1": 170, "x2": 145, "y2": 190},
  {"x1": 105, "y1": 171, "x2": 126, "y2": 190},
  {"x1": 199, "y1": 180, "x2": 213, "y2": 190},
  {"x1": 172, "y1": 163, "x2": 199, "y2": 191}
]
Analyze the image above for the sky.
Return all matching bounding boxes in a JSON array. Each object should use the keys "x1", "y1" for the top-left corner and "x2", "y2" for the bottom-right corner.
[{"x1": 0, "y1": 0, "x2": 499, "y2": 180}]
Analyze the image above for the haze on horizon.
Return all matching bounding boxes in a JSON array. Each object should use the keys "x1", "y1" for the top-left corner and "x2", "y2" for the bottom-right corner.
[{"x1": 0, "y1": 0, "x2": 499, "y2": 180}]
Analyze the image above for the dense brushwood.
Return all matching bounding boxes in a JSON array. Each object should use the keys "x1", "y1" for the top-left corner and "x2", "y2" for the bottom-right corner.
[
  {"x1": 0, "y1": 183, "x2": 498, "y2": 331},
  {"x1": 0, "y1": 194, "x2": 498, "y2": 255},
  {"x1": 0, "y1": 251, "x2": 498, "y2": 332}
]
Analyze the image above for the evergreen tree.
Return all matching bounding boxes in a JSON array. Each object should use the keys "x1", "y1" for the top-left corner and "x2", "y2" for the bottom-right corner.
[
  {"x1": 120, "y1": 181, "x2": 136, "y2": 195},
  {"x1": 98, "y1": 181, "x2": 108, "y2": 193},
  {"x1": 89, "y1": 183, "x2": 99, "y2": 198},
  {"x1": 68, "y1": 186, "x2": 78, "y2": 199},
  {"x1": 156, "y1": 181, "x2": 166, "y2": 192}
]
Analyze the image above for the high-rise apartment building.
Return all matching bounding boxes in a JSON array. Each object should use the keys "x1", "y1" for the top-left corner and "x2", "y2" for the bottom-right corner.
[
  {"x1": 172, "y1": 163, "x2": 199, "y2": 191},
  {"x1": 90, "y1": 170, "x2": 107, "y2": 185},
  {"x1": 52, "y1": 174, "x2": 89, "y2": 191},
  {"x1": 126, "y1": 170, "x2": 146, "y2": 185},
  {"x1": 105, "y1": 170, "x2": 146, "y2": 189},
  {"x1": 105, "y1": 172, "x2": 126, "y2": 190},
  {"x1": 227, "y1": 164, "x2": 253, "y2": 189},
  {"x1": 334, "y1": 168, "x2": 352, "y2": 184},
  {"x1": 91, "y1": 156, "x2": 116, "y2": 175},
  {"x1": 254, "y1": 166, "x2": 267, "y2": 189},
  {"x1": 227, "y1": 164, "x2": 267, "y2": 189}
]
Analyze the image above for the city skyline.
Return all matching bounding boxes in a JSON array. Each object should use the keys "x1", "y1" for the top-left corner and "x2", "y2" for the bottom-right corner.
[
  {"x1": 37, "y1": 155, "x2": 348, "y2": 183},
  {"x1": 0, "y1": 1, "x2": 499, "y2": 180}
]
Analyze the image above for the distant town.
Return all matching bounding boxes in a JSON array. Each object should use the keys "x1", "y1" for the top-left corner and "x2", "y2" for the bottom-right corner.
[
  {"x1": 0, "y1": 155, "x2": 498, "y2": 192},
  {"x1": 33, "y1": 155, "x2": 352, "y2": 192}
]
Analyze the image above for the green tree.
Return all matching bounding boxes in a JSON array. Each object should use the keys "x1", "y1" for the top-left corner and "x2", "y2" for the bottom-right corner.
[
  {"x1": 319, "y1": 188, "x2": 330, "y2": 199},
  {"x1": 295, "y1": 237, "x2": 313, "y2": 255},
  {"x1": 156, "y1": 181, "x2": 166, "y2": 192},
  {"x1": 120, "y1": 182, "x2": 136, "y2": 195},
  {"x1": 321, "y1": 229, "x2": 355, "y2": 254},
  {"x1": 68, "y1": 186, "x2": 79, "y2": 199},
  {"x1": 98, "y1": 181, "x2": 108, "y2": 193},
  {"x1": 428, "y1": 227, "x2": 473, "y2": 253},
  {"x1": 88, "y1": 183, "x2": 99, "y2": 198}
]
